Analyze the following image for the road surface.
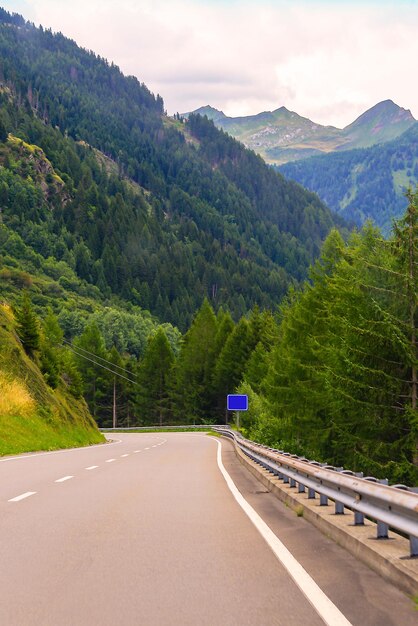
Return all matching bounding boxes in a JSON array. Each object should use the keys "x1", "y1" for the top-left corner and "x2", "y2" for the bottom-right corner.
[{"x1": 0, "y1": 433, "x2": 416, "y2": 625}]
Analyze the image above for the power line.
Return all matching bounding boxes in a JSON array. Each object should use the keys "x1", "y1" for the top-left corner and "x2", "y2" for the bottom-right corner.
[
  {"x1": 63, "y1": 343, "x2": 138, "y2": 385},
  {"x1": 62, "y1": 339, "x2": 136, "y2": 376}
]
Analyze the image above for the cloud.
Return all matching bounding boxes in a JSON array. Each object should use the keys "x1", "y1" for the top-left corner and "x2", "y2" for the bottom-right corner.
[{"x1": 3, "y1": 0, "x2": 418, "y2": 126}]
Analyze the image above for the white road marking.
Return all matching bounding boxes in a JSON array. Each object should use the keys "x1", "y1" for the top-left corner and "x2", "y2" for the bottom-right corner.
[
  {"x1": 121, "y1": 454, "x2": 129, "y2": 457},
  {"x1": 55, "y1": 476, "x2": 74, "y2": 483},
  {"x1": 133, "y1": 450, "x2": 141, "y2": 453},
  {"x1": 106, "y1": 459, "x2": 116, "y2": 463},
  {"x1": 0, "y1": 438, "x2": 123, "y2": 463},
  {"x1": 214, "y1": 440, "x2": 353, "y2": 626},
  {"x1": 144, "y1": 447, "x2": 150, "y2": 450},
  {"x1": 85, "y1": 465, "x2": 99, "y2": 470},
  {"x1": 8, "y1": 491, "x2": 37, "y2": 502}
]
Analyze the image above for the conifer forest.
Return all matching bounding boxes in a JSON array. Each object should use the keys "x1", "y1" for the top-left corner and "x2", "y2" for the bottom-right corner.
[{"x1": 0, "y1": 9, "x2": 417, "y2": 485}]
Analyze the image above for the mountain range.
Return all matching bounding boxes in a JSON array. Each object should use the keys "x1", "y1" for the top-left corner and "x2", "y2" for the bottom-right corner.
[
  {"x1": 0, "y1": 8, "x2": 344, "y2": 331},
  {"x1": 187, "y1": 101, "x2": 416, "y2": 165},
  {"x1": 279, "y1": 121, "x2": 418, "y2": 234}
]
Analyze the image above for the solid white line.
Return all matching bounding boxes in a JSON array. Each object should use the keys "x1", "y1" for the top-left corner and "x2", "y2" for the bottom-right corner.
[
  {"x1": 0, "y1": 438, "x2": 123, "y2": 463},
  {"x1": 55, "y1": 476, "x2": 74, "y2": 483},
  {"x1": 85, "y1": 465, "x2": 99, "y2": 470},
  {"x1": 214, "y1": 440, "x2": 353, "y2": 626},
  {"x1": 121, "y1": 454, "x2": 129, "y2": 457},
  {"x1": 106, "y1": 459, "x2": 116, "y2": 463},
  {"x1": 8, "y1": 491, "x2": 37, "y2": 502}
]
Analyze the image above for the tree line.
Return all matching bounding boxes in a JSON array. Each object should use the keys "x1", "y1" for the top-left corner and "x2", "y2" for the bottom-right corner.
[{"x1": 14, "y1": 190, "x2": 418, "y2": 484}]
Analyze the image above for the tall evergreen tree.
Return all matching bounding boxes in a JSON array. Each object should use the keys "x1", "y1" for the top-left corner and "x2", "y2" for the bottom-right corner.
[
  {"x1": 73, "y1": 323, "x2": 110, "y2": 424},
  {"x1": 40, "y1": 307, "x2": 64, "y2": 388},
  {"x1": 212, "y1": 317, "x2": 252, "y2": 417},
  {"x1": 392, "y1": 188, "x2": 418, "y2": 461},
  {"x1": 14, "y1": 291, "x2": 40, "y2": 357},
  {"x1": 171, "y1": 299, "x2": 218, "y2": 423},
  {"x1": 136, "y1": 328, "x2": 175, "y2": 425}
]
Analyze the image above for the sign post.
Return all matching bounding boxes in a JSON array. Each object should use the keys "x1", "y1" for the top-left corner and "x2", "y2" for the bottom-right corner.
[{"x1": 226, "y1": 394, "x2": 248, "y2": 429}]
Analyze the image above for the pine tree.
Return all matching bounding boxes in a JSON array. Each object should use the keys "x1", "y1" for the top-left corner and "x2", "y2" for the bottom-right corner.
[
  {"x1": 73, "y1": 323, "x2": 110, "y2": 424},
  {"x1": 171, "y1": 299, "x2": 218, "y2": 423},
  {"x1": 15, "y1": 291, "x2": 40, "y2": 357},
  {"x1": 392, "y1": 188, "x2": 418, "y2": 462},
  {"x1": 136, "y1": 328, "x2": 175, "y2": 425},
  {"x1": 212, "y1": 317, "x2": 252, "y2": 417},
  {"x1": 40, "y1": 308, "x2": 64, "y2": 388},
  {"x1": 0, "y1": 117, "x2": 8, "y2": 142}
]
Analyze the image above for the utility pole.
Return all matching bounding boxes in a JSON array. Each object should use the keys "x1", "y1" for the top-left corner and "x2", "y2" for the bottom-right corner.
[
  {"x1": 113, "y1": 376, "x2": 117, "y2": 429},
  {"x1": 407, "y1": 194, "x2": 417, "y2": 413}
]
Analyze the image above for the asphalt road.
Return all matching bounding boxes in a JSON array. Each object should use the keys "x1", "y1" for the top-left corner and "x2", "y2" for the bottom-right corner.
[{"x1": 0, "y1": 433, "x2": 416, "y2": 625}]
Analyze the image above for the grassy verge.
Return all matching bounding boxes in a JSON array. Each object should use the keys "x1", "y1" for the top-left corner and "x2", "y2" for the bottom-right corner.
[
  {"x1": 0, "y1": 303, "x2": 104, "y2": 456},
  {"x1": 0, "y1": 413, "x2": 103, "y2": 455}
]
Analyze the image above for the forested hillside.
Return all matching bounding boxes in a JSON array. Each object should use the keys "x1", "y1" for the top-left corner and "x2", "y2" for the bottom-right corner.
[
  {"x1": 7, "y1": 194, "x2": 416, "y2": 482},
  {"x1": 0, "y1": 9, "x2": 343, "y2": 329},
  {"x1": 1, "y1": 8, "x2": 415, "y2": 486},
  {"x1": 280, "y1": 123, "x2": 418, "y2": 234}
]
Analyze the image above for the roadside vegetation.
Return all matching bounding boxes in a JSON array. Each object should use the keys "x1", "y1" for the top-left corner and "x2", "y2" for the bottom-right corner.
[{"x1": 0, "y1": 304, "x2": 104, "y2": 455}]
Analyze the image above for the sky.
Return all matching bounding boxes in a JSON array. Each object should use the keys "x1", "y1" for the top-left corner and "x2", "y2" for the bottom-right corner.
[{"x1": 3, "y1": 0, "x2": 418, "y2": 128}]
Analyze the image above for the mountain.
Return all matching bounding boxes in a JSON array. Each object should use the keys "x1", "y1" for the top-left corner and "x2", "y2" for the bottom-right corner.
[
  {"x1": 0, "y1": 8, "x2": 346, "y2": 331},
  {"x1": 279, "y1": 122, "x2": 418, "y2": 234},
  {"x1": 186, "y1": 100, "x2": 416, "y2": 165},
  {"x1": 340, "y1": 100, "x2": 416, "y2": 148}
]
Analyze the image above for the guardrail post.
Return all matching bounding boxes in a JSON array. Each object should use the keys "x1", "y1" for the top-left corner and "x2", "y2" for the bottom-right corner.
[
  {"x1": 283, "y1": 475, "x2": 289, "y2": 484},
  {"x1": 298, "y1": 483, "x2": 305, "y2": 493},
  {"x1": 320, "y1": 494, "x2": 328, "y2": 506},
  {"x1": 308, "y1": 488, "x2": 316, "y2": 499},
  {"x1": 377, "y1": 521, "x2": 389, "y2": 539},
  {"x1": 409, "y1": 536, "x2": 418, "y2": 557},
  {"x1": 335, "y1": 501, "x2": 345, "y2": 514},
  {"x1": 375, "y1": 478, "x2": 389, "y2": 538},
  {"x1": 354, "y1": 511, "x2": 364, "y2": 525},
  {"x1": 290, "y1": 478, "x2": 296, "y2": 488}
]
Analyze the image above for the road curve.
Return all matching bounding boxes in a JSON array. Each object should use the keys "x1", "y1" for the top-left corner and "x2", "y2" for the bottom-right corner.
[{"x1": 0, "y1": 433, "x2": 416, "y2": 625}]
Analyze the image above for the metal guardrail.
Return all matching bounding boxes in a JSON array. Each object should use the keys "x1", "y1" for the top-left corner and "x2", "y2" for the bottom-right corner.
[
  {"x1": 213, "y1": 427, "x2": 418, "y2": 558},
  {"x1": 101, "y1": 425, "x2": 220, "y2": 431}
]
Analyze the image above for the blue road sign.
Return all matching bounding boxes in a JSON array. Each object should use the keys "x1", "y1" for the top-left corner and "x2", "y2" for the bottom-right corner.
[{"x1": 227, "y1": 394, "x2": 248, "y2": 411}]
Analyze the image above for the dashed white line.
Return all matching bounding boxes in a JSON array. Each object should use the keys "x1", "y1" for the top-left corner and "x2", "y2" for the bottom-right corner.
[
  {"x1": 134, "y1": 450, "x2": 142, "y2": 453},
  {"x1": 85, "y1": 465, "x2": 99, "y2": 470},
  {"x1": 106, "y1": 458, "x2": 116, "y2": 463},
  {"x1": 8, "y1": 491, "x2": 37, "y2": 502},
  {"x1": 55, "y1": 476, "x2": 74, "y2": 483},
  {"x1": 121, "y1": 454, "x2": 130, "y2": 457},
  {"x1": 144, "y1": 447, "x2": 150, "y2": 450}
]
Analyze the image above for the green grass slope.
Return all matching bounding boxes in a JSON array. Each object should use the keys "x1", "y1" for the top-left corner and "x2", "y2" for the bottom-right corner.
[{"x1": 0, "y1": 304, "x2": 104, "y2": 455}]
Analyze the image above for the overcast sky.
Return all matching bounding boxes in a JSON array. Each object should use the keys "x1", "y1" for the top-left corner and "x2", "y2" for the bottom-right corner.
[{"x1": 4, "y1": 0, "x2": 418, "y2": 127}]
